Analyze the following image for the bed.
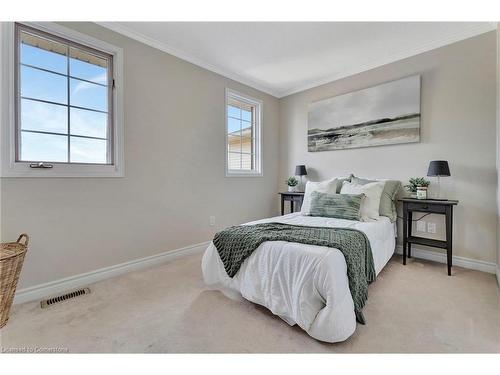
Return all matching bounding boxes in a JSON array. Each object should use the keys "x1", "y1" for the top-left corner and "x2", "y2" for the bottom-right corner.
[{"x1": 201, "y1": 211, "x2": 396, "y2": 343}]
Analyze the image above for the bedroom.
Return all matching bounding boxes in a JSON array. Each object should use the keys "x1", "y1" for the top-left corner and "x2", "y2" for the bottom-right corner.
[{"x1": 1, "y1": 0, "x2": 499, "y2": 370}]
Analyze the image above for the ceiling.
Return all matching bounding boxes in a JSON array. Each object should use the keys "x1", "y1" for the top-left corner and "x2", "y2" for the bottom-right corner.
[{"x1": 98, "y1": 22, "x2": 496, "y2": 98}]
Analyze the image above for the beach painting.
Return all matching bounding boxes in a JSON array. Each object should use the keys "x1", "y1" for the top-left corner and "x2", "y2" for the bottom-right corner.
[{"x1": 308, "y1": 75, "x2": 421, "y2": 152}]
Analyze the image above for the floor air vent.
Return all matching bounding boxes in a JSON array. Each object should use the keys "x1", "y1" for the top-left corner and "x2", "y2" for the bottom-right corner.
[{"x1": 41, "y1": 288, "x2": 91, "y2": 308}]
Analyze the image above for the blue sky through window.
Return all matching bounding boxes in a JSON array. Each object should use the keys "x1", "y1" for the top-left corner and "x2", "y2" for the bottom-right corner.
[
  {"x1": 21, "y1": 99, "x2": 67, "y2": 134},
  {"x1": 69, "y1": 78, "x2": 107, "y2": 111},
  {"x1": 227, "y1": 105, "x2": 252, "y2": 133},
  {"x1": 21, "y1": 65, "x2": 68, "y2": 104},
  {"x1": 19, "y1": 29, "x2": 110, "y2": 164}
]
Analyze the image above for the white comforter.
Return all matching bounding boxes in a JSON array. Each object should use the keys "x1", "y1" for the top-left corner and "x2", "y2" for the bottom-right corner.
[{"x1": 201, "y1": 213, "x2": 395, "y2": 343}]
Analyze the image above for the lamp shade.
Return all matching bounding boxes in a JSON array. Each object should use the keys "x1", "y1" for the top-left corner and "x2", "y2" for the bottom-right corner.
[
  {"x1": 427, "y1": 160, "x2": 450, "y2": 177},
  {"x1": 295, "y1": 165, "x2": 307, "y2": 176}
]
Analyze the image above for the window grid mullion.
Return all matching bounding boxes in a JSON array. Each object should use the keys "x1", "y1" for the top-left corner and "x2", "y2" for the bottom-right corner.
[
  {"x1": 21, "y1": 129, "x2": 107, "y2": 141},
  {"x1": 19, "y1": 63, "x2": 109, "y2": 88},
  {"x1": 228, "y1": 151, "x2": 252, "y2": 156},
  {"x1": 66, "y1": 44, "x2": 71, "y2": 163},
  {"x1": 239, "y1": 118, "x2": 243, "y2": 169},
  {"x1": 251, "y1": 107, "x2": 255, "y2": 170},
  {"x1": 20, "y1": 96, "x2": 108, "y2": 114}
]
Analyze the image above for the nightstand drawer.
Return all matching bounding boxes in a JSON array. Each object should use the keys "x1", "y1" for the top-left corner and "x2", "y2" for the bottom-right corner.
[
  {"x1": 282, "y1": 194, "x2": 303, "y2": 202},
  {"x1": 406, "y1": 202, "x2": 446, "y2": 214}
]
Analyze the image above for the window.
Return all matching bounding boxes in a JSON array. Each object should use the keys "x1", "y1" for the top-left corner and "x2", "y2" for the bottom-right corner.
[
  {"x1": 1, "y1": 22, "x2": 123, "y2": 177},
  {"x1": 225, "y1": 89, "x2": 262, "y2": 176}
]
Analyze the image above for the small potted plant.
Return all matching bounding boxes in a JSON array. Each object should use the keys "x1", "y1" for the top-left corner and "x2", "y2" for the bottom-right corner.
[
  {"x1": 405, "y1": 177, "x2": 430, "y2": 199},
  {"x1": 286, "y1": 176, "x2": 299, "y2": 192}
]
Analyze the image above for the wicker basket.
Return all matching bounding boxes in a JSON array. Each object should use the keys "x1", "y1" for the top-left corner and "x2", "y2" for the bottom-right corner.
[{"x1": 0, "y1": 234, "x2": 29, "y2": 328}]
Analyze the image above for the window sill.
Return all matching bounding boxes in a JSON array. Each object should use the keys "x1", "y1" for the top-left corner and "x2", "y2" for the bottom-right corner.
[
  {"x1": 225, "y1": 170, "x2": 263, "y2": 177},
  {"x1": 1, "y1": 162, "x2": 124, "y2": 178}
]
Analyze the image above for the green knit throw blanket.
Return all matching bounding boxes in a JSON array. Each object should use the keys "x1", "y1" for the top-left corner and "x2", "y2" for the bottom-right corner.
[{"x1": 213, "y1": 223, "x2": 376, "y2": 324}]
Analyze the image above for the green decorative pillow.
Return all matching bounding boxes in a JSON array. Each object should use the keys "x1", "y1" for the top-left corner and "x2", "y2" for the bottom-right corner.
[
  {"x1": 351, "y1": 176, "x2": 401, "y2": 222},
  {"x1": 309, "y1": 191, "x2": 364, "y2": 221}
]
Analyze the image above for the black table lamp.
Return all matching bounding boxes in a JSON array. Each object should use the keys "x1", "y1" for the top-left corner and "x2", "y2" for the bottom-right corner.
[
  {"x1": 427, "y1": 160, "x2": 450, "y2": 200},
  {"x1": 295, "y1": 165, "x2": 307, "y2": 191}
]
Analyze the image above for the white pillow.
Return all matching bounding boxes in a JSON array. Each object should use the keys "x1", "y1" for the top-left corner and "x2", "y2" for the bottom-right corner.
[
  {"x1": 340, "y1": 180, "x2": 385, "y2": 221},
  {"x1": 301, "y1": 179, "x2": 339, "y2": 215}
]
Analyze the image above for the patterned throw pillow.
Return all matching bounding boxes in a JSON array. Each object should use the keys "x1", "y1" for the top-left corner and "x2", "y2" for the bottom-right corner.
[
  {"x1": 300, "y1": 179, "x2": 340, "y2": 215},
  {"x1": 309, "y1": 191, "x2": 365, "y2": 221}
]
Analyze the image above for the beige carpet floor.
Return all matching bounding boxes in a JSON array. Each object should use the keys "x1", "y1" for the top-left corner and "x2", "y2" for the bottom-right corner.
[{"x1": 1, "y1": 253, "x2": 499, "y2": 353}]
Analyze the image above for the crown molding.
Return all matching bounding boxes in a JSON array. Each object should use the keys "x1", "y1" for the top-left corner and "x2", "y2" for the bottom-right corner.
[
  {"x1": 95, "y1": 22, "x2": 280, "y2": 97},
  {"x1": 97, "y1": 22, "x2": 496, "y2": 99},
  {"x1": 277, "y1": 22, "x2": 497, "y2": 97}
]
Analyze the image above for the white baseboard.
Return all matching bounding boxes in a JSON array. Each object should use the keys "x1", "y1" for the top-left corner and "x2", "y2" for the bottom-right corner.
[
  {"x1": 14, "y1": 241, "x2": 210, "y2": 305},
  {"x1": 395, "y1": 245, "x2": 496, "y2": 274},
  {"x1": 13, "y1": 241, "x2": 497, "y2": 305}
]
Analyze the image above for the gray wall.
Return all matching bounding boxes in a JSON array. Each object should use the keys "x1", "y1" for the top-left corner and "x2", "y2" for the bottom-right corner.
[
  {"x1": 1, "y1": 24, "x2": 497, "y2": 290},
  {"x1": 1, "y1": 23, "x2": 280, "y2": 289},
  {"x1": 497, "y1": 25, "x2": 500, "y2": 280},
  {"x1": 279, "y1": 31, "x2": 497, "y2": 263}
]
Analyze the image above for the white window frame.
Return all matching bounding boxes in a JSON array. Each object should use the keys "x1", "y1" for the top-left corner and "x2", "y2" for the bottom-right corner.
[
  {"x1": 225, "y1": 88, "x2": 263, "y2": 177},
  {"x1": 1, "y1": 22, "x2": 124, "y2": 177}
]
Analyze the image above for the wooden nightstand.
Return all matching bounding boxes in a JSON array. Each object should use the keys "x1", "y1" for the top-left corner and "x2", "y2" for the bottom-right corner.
[
  {"x1": 279, "y1": 192, "x2": 304, "y2": 215},
  {"x1": 399, "y1": 198, "x2": 459, "y2": 276}
]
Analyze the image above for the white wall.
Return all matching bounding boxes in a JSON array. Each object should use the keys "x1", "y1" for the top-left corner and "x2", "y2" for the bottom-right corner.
[
  {"x1": 0, "y1": 22, "x2": 280, "y2": 289},
  {"x1": 279, "y1": 31, "x2": 497, "y2": 263}
]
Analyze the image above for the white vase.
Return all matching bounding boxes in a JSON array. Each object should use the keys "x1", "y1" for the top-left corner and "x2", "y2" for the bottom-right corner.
[{"x1": 288, "y1": 186, "x2": 297, "y2": 192}]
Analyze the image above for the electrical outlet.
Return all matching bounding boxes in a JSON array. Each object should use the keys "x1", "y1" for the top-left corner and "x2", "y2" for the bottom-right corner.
[
  {"x1": 427, "y1": 222, "x2": 437, "y2": 234},
  {"x1": 209, "y1": 216, "x2": 216, "y2": 226},
  {"x1": 416, "y1": 220, "x2": 426, "y2": 232}
]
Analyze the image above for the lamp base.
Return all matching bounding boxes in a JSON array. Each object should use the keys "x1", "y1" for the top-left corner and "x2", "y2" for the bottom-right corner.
[
  {"x1": 300, "y1": 175, "x2": 305, "y2": 191},
  {"x1": 431, "y1": 176, "x2": 447, "y2": 200}
]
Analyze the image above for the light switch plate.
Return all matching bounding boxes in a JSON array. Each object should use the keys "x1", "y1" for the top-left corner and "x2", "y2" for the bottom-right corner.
[
  {"x1": 427, "y1": 222, "x2": 437, "y2": 234},
  {"x1": 416, "y1": 221, "x2": 426, "y2": 232}
]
